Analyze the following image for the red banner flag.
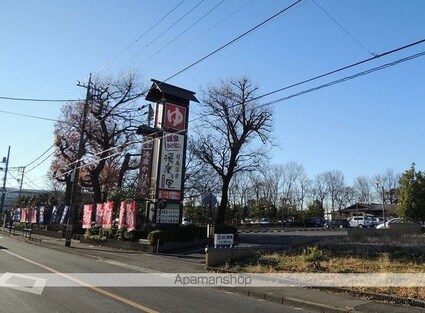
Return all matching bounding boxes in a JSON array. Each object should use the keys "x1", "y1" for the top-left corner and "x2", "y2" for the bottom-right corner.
[
  {"x1": 118, "y1": 201, "x2": 126, "y2": 229},
  {"x1": 95, "y1": 203, "x2": 104, "y2": 226},
  {"x1": 20, "y1": 208, "x2": 27, "y2": 223},
  {"x1": 82, "y1": 204, "x2": 93, "y2": 229},
  {"x1": 126, "y1": 202, "x2": 136, "y2": 231},
  {"x1": 102, "y1": 201, "x2": 113, "y2": 229},
  {"x1": 30, "y1": 208, "x2": 37, "y2": 224}
]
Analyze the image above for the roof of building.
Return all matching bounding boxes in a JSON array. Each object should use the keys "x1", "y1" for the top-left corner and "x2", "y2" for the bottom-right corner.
[
  {"x1": 341, "y1": 203, "x2": 397, "y2": 215},
  {"x1": 145, "y1": 79, "x2": 199, "y2": 103}
]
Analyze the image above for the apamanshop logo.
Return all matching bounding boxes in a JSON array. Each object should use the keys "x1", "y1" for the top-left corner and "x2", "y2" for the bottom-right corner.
[{"x1": 174, "y1": 274, "x2": 252, "y2": 286}]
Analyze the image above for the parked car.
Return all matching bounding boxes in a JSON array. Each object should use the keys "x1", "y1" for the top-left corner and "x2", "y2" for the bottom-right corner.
[
  {"x1": 370, "y1": 217, "x2": 385, "y2": 227},
  {"x1": 347, "y1": 216, "x2": 373, "y2": 228},
  {"x1": 181, "y1": 217, "x2": 192, "y2": 225},
  {"x1": 323, "y1": 219, "x2": 350, "y2": 229},
  {"x1": 259, "y1": 217, "x2": 271, "y2": 225},
  {"x1": 304, "y1": 217, "x2": 326, "y2": 227},
  {"x1": 376, "y1": 218, "x2": 402, "y2": 229}
]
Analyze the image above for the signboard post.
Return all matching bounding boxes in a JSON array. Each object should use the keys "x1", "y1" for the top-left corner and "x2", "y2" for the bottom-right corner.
[
  {"x1": 214, "y1": 234, "x2": 234, "y2": 248},
  {"x1": 138, "y1": 79, "x2": 199, "y2": 231}
]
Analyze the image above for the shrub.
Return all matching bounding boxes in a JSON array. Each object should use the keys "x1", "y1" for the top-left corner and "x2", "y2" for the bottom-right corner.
[
  {"x1": 147, "y1": 224, "x2": 238, "y2": 246},
  {"x1": 302, "y1": 246, "x2": 327, "y2": 270},
  {"x1": 147, "y1": 225, "x2": 205, "y2": 245}
]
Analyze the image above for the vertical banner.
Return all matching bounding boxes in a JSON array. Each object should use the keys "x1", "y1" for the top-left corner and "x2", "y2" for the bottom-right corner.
[
  {"x1": 50, "y1": 206, "x2": 58, "y2": 224},
  {"x1": 20, "y1": 208, "x2": 27, "y2": 223},
  {"x1": 14, "y1": 208, "x2": 20, "y2": 222},
  {"x1": 139, "y1": 137, "x2": 154, "y2": 199},
  {"x1": 126, "y1": 201, "x2": 136, "y2": 231},
  {"x1": 95, "y1": 203, "x2": 104, "y2": 226},
  {"x1": 60, "y1": 206, "x2": 69, "y2": 225},
  {"x1": 158, "y1": 133, "x2": 184, "y2": 201},
  {"x1": 102, "y1": 201, "x2": 113, "y2": 229},
  {"x1": 39, "y1": 206, "x2": 45, "y2": 224},
  {"x1": 30, "y1": 208, "x2": 37, "y2": 224},
  {"x1": 118, "y1": 201, "x2": 126, "y2": 229},
  {"x1": 82, "y1": 204, "x2": 93, "y2": 229}
]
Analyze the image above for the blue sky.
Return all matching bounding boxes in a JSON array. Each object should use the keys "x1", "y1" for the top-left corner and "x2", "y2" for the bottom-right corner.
[{"x1": 0, "y1": 0, "x2": 424, "y2": 190}]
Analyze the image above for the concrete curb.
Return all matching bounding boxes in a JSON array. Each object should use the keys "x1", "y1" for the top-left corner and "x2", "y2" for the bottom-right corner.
[{"x1": 220, "y1": 286, "x2": 356, "y2": 313}]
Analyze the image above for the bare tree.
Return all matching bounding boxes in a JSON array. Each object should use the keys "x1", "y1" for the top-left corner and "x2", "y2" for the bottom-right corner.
[
  {"x1": 324, "y1": 170, "x2": 345, "y2": 218},
  {"x1": 295, "y1": 172, "x2": 310, "y2": 210},
  {"x1": 311, "y1": 173, "x2": 329, "y2": 206},
  {"x1": 280, "y1": 162, "x2": 305, "y2": 204},
  {"x1": 51, "y1": 74, "x2": 146, "y2": 203},
  {"x1": 374, "y1": 169, "x2": 400, "y2": 204},
  {"x1": 353, "y1": 176, "x2": 373, "y2": 204},
  {"x1": 191, "y1": 77, "x2": 273, "y2": 224}
]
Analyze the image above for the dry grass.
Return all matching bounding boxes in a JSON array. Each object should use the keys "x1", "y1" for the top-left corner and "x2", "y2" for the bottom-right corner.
[{"x1": 228, "y1": 250, "x2": 425, "y2": 300}]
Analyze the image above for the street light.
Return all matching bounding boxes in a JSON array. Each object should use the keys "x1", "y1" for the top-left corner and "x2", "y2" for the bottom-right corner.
[{"x1": 375, "y1": 180, "x2": 386, "y2": 224}]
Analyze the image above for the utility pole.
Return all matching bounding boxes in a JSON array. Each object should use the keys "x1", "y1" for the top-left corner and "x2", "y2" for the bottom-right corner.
[
  {"x1": 65, "y1": 74, "x2": 92, "y2": 247},
  {"x1": 18, "y1": 166, "x2": 25, "y2": 198},
  {"x1": 0, "y1": 146, "x2": 11, "y2": 225}
]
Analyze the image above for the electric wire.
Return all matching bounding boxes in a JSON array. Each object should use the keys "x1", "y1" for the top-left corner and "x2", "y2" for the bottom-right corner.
[
  {"x1": 163, "y1": 0, "x2": 303, "y2": 82},
  {"x1": 139, "y1": 0, "x2": 206, "y2": 52},
  {"x1": 89, "y1": 0, "x2": 187, "y2": 79},
  {"x1": 144, "y1": 0, "x2": 255, "y2": 73},
  {"x1": 0, "y1": 109, "x2": 59, "y2": 122},
  {"x1": 312, "y1": 0, "x2": 375, "y2": 56},
  {"x1": 253, "y1": 37, "x2": 425, "y2": 101},
  {"x1": 24, "y1": 145, "x2": 56, "y2": 168},
  {"x1": 0, "y1": 96, "x2": 80, "y2": 102},
  {"x1": 139, "y1": 0, "x2": 227, "y2": 68},
  {"x1": 25, "y1": 149, "x2": 56, "y2": 174},
  {"x1": 262, "y1": 50, "x2": 425, "y2": 106}
]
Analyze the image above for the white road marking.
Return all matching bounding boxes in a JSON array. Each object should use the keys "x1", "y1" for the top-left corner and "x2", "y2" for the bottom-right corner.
[{"x1": 1, "y1": 249, "x2": 159, "y2": 313}]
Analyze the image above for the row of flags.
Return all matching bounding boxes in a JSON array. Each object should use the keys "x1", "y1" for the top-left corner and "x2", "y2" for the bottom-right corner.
[
  {"x1": 14, "y1": 201, "x2": 137, "y2": 231},
  {"x1": 83, "y1": 201, "x2": 136, "y2": 231},
  {"x1": 16, "y1": 206, "x2": 63, "y2": 225}
]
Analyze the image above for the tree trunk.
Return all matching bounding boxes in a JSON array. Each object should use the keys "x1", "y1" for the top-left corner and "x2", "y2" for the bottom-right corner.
[{"x1": 216, "y1": 178, "x2": 230, "y2": 224}]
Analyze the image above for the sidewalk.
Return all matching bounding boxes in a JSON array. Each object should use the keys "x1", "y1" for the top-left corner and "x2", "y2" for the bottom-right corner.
[{"x1": 7, "y1": 231, "x2": 425, "y2": 313}]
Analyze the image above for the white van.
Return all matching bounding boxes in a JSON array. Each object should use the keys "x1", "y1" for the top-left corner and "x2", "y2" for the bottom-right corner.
[{"x1": 347, "y1": 216, "x2": 373, "y2": 228}]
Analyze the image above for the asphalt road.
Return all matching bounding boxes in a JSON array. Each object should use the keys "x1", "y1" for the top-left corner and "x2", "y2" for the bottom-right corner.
[
  {"x1": 0, "y1": 235, "x2": 315, "y2": 313},
  {"x1": 237, "y1": 229, "x2": 347, "y2": 246}
]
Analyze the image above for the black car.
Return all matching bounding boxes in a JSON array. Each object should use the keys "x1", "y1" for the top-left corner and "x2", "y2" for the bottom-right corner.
[
  {"x1": 323, "y1": 219, "x2": 350, "y2": 229},
  {"x1": 304, "y1": 217, "x2": 327, "y2": 227}
]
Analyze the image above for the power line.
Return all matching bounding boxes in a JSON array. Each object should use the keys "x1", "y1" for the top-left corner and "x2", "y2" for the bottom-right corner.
[
  {"x1": 253, "y1": 37, "x2": 425, "y2": 101},
  {"x1": 92, "y1": 0, "x2": 187, "y2": 77},
  {"x1": 141, "y1": 0, "x2": 206, "y2": 51},
  {"x1": 312, "y1": 0, "x2": 375, "y2": 56},
  {"x1": 144, "y1": 0, "x2": 256, "y2": 73},
  {"x1": 0, "y1": 109, "x2": 58, "y2": 122},
  {"x1": 164, "y1": 0, "x2": 303, "y2": 82},
  {"x1": 0, "y1": 96, "x2": 80, "y2": 102},
  {"x1": 263, "y1": 50, "x2": 425, "y2": 106},
  {"x1": 25, "y1": 149, "x2": 56, "y2": 174},
  {"x1": 24, "y1": 145, "x2": 56, "y2": 168},
  {"x1": 140, "y1": 0, "x2": 227, "y2": 68}
]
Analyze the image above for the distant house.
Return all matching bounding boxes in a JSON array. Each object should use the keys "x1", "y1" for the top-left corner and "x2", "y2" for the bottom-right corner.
[
  {"x1": 340, "y1": 203, "x2": 397, "y2": 218},
  {"x1": 1, "y1": 187, "x2": 46, "y2": 211}
]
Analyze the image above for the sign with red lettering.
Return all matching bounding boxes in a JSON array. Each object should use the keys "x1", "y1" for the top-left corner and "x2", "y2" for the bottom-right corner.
[
  {"x1": 102, "y1": 201, "x2": 113, "y2": 228},
  {"x1": 164, "y1": 103, "x2": 186, "y2": 131},
  {"x1": 95, "y1": 203, "x2": 104, "y2": 225},
  {"x1": 139, "y1": 137, "x2": 154, "y2": 199},
  {"x1": 118, "y1": 201, "x2": 126, "y2": 229},
  {"x1": 20, "y1": 208, "x2": 27, "y2": 223},
  {"x1": 158, "y1": 133, "x2": 184, "y2": 200},
  {"x1": 82, "y1": 204, "x2": 93, "y2": 229},
  {"x1": 126, "y1": 202, "x2": 136, "y2": 231}
]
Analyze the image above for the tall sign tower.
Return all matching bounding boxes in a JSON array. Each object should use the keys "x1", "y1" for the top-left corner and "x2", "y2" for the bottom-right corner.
[{"x1": 137, "y1": 79, "x2": 198, "y2": 231}]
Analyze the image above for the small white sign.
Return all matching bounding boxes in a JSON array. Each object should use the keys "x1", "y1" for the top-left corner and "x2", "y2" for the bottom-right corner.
[{"x1": 214, "y1": 233, "x2": 234, "y2": 247}]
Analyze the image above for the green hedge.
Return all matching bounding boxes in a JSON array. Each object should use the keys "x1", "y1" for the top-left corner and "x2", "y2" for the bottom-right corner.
[{"x1": 147, "y1": 224, "x2": 237, "y2": 246}]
